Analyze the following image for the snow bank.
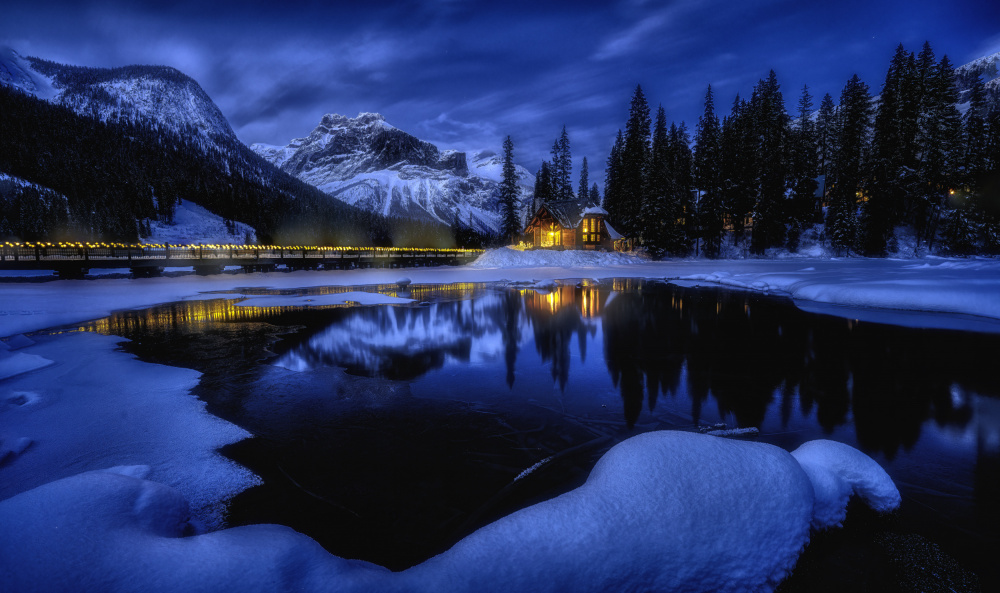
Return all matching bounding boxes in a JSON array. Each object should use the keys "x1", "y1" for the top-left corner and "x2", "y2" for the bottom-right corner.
[
  {"x1": 0, "y1": 333, "x2": 258, "y2": 529},
  {"x1": 0, "y1": 350, "x2": 53, "y2": 380},
  {"x1": 675, "y1": 258, "x2": 1000, "y2": 329},
  {"x1": 0, "y1": 431, "x2": 899, "y2": 593},
  {"x1": 470, "y1": 247, "x2": 645, "y2": 268}
]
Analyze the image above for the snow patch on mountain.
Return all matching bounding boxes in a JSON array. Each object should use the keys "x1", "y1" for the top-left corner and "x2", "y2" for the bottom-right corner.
[
  {"x1": 0, "y1": 47, "x2": 58, "y2": 100},
  {"x1": 144, "y1": 200, "x2": 257, "y2": 245},
  {"x1": 252, "y1": 113, "x2": 535, "y2": 235}
]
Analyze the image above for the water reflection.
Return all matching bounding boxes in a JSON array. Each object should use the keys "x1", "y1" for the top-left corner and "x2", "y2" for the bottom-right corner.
[{"x1": 79, "y1": 280, "x2": 1000, "y2": 459}]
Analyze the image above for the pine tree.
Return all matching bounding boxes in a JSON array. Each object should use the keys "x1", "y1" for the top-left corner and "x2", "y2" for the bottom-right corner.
[
  {"x1": 669, "y1": 122, "x2": 695, "y2": 251},
  {"x1": 720, "y1": 95, "x2": 755, "y2": 245},
  {"x1": 621, "y1": 85, "x2": 651, "y2": 238},
  {"x1": 749, "y1": 70, "x2": 790, "y2": 254},
  {"x1": 914, "y1": 50, "x2": 963, "y2": 251},
  {"x1": 499, "y1": 135, "x2": 521, "y2": 243},
  {"x1": 827, "y1": 75, "x2": 872, "y2": 253},
  {"x1": 578, "y1": 156, "x2": 590, "y2": 205},
  {"x1": 815, "y1": 92, "x2": 837, "y2": 205},
  {"x1": 863, "y1": 44, "x2": 918, "y2": 255},
  {"x1": 534, "y1": 161, "x2": 554, "y2": 205},
  {"x1": 549, "y1": 126, "x2": 573, "y2": 200},
  {"x1": 643, "y1": 105, "x2": 673, "y2": 256},
  {"x1": 980, "y1": 106, "x2": 1000, "y2": 253},
  {"x1": 604, "y1": 130, "x2": 625, "y2": 225},
  {"x1": 590, "y1": 183, "x2": 601, "y2": 207},
  {"x1": 694, "y1": 85, "x2": 724, "y2": 257},
  {"x1": 787, "y1": 85, "x2": 819, "y2": 251}
]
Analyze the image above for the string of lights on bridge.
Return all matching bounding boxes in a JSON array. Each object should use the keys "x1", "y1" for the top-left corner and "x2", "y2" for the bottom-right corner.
[{"x1": 2, "y1": 241, "x2": 482, "y2": 253}]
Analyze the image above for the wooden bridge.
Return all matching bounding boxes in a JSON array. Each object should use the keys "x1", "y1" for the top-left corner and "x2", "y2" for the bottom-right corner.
[{"x1": 0, "y1": 242, "x2": 484, "y2": 278}]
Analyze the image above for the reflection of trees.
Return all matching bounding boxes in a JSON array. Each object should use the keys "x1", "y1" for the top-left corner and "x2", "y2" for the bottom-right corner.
[
  {"x1": 522, "y1": 285, "x2": 599, "y2": 391},
  {"x1": 602, "y1": 292, "x2": 684, "y2": 428},
  {"x1": 599, "y1": 282, "x2": 1000, "y2": 457}
]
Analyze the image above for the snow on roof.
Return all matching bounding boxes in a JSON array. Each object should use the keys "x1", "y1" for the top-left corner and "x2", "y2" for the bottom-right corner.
[
  {"x1": 604, "y1": 220, "x2": 623, "y2": 240},
  {"x1": 0, "y1": 430, "x2": 898, "y2": 593},
  {"x1": 582, "y1": 206, "x2": 608, "y2": 216}
]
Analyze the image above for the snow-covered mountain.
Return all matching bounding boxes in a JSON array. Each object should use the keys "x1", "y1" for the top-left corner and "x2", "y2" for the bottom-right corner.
[
  {"x1": 0, "y1": 47, "x2": 235, "y2": 145},
  {"x1": 956, "y1": 50, "x2": 1000, "y2": 106},
  {"x1": 252, "y1": 113, "x2": 534, "y2": 235}
]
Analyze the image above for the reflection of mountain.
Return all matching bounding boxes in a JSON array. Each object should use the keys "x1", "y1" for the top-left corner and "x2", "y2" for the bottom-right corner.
[{"x1": 273, "y1": 297, "x2": 507, "y2": 380}]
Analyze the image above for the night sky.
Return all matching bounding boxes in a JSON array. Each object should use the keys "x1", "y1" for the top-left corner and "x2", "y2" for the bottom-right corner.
[{"x1": 4, "y1": 0, "x2": 999, "y2": 175}]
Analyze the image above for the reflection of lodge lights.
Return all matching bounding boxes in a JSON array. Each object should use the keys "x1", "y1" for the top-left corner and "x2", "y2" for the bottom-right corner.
[
  {"x1": 580, "y1": 288, "x2": 600, "y2": 318},
  {"x1": 546, "y1": 290, "x2": 560, "y2": 313}
]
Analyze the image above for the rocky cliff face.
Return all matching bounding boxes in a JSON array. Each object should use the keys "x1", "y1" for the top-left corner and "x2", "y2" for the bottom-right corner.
[{"x1": 252, "y1": 113, "x2": 534, "y2": 234}]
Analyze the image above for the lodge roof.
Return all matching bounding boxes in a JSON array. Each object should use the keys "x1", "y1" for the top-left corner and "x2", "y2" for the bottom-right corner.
[{"x1": 534, "y1": 200, "x2": 607, "y2": 230}]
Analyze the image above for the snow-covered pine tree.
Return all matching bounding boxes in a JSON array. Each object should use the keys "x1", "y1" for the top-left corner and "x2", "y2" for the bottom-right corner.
[
  {"x1": 499, "y1": 135, "x2": 520, "y2": 243},
  {"x1": 694, "y1": 85, "x2": 725, "y2": 257}
]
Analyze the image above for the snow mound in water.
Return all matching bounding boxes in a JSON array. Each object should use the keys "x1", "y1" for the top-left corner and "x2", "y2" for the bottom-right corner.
[
  {"x1": 792, "y1": 439, "x2": 902, "y2": 529},
  {"x1": 470, "y1": 247, "x2": 645, "y2": 269},
  {"x1": 0, "y1": 431, "x2": 899, "y2": 593}
]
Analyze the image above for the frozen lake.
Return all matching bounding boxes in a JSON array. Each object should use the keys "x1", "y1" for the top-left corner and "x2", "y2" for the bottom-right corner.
[{"x1": 65, "y1": 279, "x2": 1000, "y2": 588}]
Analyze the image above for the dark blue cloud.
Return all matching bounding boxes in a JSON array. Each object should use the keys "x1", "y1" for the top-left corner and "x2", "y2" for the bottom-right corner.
[{"x1": 3, "y1": 0, "x2": 999, "y2": 178}]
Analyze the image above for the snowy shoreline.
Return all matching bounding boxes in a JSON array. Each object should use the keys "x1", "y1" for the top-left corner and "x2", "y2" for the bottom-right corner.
[{"x1": 3, "y1": 248, "x2": 1000, "y2": 339}]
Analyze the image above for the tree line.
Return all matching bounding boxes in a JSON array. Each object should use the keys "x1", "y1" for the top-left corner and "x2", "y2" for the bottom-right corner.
[{"x1": 599, "y1": 41, "x2": 1000, "y2": 258}]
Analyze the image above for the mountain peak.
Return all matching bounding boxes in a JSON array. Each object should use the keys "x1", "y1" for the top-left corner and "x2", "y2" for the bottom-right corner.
[
  {"x1": 316, "y1": 112, "x2": 393, "y2": 132},
  {"x1": 253, "y1": 114, "x2": 534, "y2": 234}
]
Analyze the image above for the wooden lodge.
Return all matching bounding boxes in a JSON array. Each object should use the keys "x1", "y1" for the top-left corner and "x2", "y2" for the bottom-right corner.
[{"x1": 522, "y1": 200, "x2": 628, "y2": 251}]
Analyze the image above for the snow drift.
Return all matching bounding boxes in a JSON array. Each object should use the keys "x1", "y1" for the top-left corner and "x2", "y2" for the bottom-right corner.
[{"x1": 0, "y1": 431, "x2": 899, "y2": 593}]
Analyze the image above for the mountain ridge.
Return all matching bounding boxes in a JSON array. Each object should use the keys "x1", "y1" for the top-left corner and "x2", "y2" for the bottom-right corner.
[{"x1": 251, "y1": 112, "x2": 534, "y2": 235}]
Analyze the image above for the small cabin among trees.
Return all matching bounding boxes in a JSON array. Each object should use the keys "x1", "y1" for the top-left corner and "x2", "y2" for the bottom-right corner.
[{"x1": 522, "y1": 200, "x2": 627, "y2": 251}]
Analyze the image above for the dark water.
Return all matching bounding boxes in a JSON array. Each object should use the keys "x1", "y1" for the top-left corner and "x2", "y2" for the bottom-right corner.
[{"x1": 79, "y1": 280, "x2": 1000, "y2": 588}]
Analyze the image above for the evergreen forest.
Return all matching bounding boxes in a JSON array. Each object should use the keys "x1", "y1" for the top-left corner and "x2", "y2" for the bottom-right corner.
[{"x1": 533, "y1": 42, "x2": 1000, "y2": 257}]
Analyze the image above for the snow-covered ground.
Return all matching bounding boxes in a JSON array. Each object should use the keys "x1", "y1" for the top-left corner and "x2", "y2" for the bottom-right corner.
[
  {"x1": 1, "y1": 333, "x2": 257, "y2": 530},
  {"x1": 2, "y1": 248, "x2": 1000, "y2": 339},
  {"x1": 0, "y1": 430, "x2": 898, "y2": 593}
]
